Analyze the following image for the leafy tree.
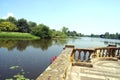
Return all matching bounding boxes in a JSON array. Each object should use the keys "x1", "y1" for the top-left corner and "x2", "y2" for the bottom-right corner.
[
  {"x1": 100, "y1": 34, "x2": 105, "y2": 38},
  {"x1": 105, "y1": 32, "x2": 109, "y2": 38},
  {"x1": 7, "y1": 16, "x2": 17, "y2": 25},
  {"x1": 77, "y1": 33, "x2": 84, "y2": 37},
  {"x1": 17, "y1": 18, "x2": 30, "y2": 33},
  {"x1": 28, "y1": 21, "x2": 37, "y2": 32},
  {"x1": 118, "y1": 34, "x2": 120, "y2": 39},
  {"x1": 0, "y1": 21, "x2": 18, "y2": 31},
  {"x1": 103, "y1": 32, "x2": 120, "y2": 39},
  {"x1": 31, "y1": 24, "x2": 51, "y2": 38},
  {"x1": 55, "y1": 31, "x2": 67, "y2": 38},
  {"x1": 0, "y1": 19, "x2": 6, "y2": 23},
  {"x1": 91, "y1": 34, "x2": 94, "y2": 37},
  {"x1": 72, "y1": 31, "x2": 77, "y2": 36},
  {"x1": 28, "y1": 21, "x2": 37, "y2": 28},
  {"x1": 50, "y1": 30, "x2": 67, "y2": 38},
  {"x1": 67, "y1": 30, "x2": 81, "y2": 37},
  {"x1": 62, "y1": 26, "x2": 68, "y2": 35}
]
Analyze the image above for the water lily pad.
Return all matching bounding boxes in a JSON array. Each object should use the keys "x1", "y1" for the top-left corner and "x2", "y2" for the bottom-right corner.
[{"x1": 9, "y1": 66, "x2": 19, "y2": 69}]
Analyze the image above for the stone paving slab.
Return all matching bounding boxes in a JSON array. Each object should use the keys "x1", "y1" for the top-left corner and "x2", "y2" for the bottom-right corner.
[{"x1": 66, "y1": 60, "x2": 120, "y2": 80}]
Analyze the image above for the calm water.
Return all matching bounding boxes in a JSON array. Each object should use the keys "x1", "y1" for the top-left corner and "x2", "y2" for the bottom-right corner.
[{"x1": 0, "y1": 37, "x2": 120, "y2": 79}]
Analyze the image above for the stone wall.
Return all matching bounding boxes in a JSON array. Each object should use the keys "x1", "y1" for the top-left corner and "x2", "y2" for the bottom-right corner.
[{"x1": 36, "y1": 45, "x2": 74, "y2": 80}]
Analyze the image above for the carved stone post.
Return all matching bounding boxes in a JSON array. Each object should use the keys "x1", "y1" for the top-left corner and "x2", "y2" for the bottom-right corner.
[
  {"x1": 71, "y1": 49, "x2": 76, "y2": 62},
  {"x1": 88, "y1": 51, "x2": 92, "y2": 62},
  {"x1": 78, "y1": 51, "x2": 81, "y2": 61},
  {"x1": 83, "y1": 51, "x2": 86, "y2": 62},
  {"x1": 118, "y1": 48, "x2": 120, "y2": 56},
  {"x1": 99, "y1": 49, "x2": 102, "y2": 57}
]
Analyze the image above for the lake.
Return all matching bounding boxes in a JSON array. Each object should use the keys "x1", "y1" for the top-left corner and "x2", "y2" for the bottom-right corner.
[{"x1": 0, "y1": 37, "x2": 120, "y2": 79}]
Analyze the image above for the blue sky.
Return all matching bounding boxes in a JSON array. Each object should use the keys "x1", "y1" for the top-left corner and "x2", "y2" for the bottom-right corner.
[{"x1": 0, "y1": 0, "x2": 120, "y2": 35}]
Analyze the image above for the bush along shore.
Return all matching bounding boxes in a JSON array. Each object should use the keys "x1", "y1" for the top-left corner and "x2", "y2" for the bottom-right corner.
[{"x1": 0, "y1": 32, "x2": 40, "y2": 40}]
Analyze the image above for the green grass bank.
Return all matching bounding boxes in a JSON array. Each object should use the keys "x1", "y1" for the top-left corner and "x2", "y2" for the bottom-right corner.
[{"x1": 0, "y1": 32, "x2": 40, "y2": 40}]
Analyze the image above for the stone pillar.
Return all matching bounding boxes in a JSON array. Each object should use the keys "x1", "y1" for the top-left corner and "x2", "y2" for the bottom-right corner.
[
  {"x1": 83, "y1": 51, "x2": 86, "y2": 62},
  {"x1": 78, "y1": 51, "x2": 81, "y2": 61},
  {"x1": 88, "y1": 51, "x2": 92, "y2": 62}
]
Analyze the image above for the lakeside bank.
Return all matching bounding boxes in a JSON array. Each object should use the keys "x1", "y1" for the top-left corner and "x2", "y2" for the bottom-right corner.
[{"x1": 0, "y1": 32, "x2": 40, "y2": 40}]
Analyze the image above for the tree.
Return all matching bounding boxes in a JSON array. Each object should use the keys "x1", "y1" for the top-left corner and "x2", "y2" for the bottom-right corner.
[
  {"x1": 0, "y1": 19, "x2": 6, "y2": 23},
  {"x1": 50, "y1": 30, "x2": 67, "y2": 38},
  {"x1": 17, "y1": 18, "x2": 30, "y2": 33},
  {"x1": 72, "y1": 31, "x2": 77, "y2": 36},
  {"x1": 118, "y1": 34, "x2": 120, "y2": 39},
  {"x1": 77, "y1": 33, "x2": 83, "y2": 37},
  {"x1": 0, "y1": 21, "x2": 18, "y2": 31},
  {"x1": 62, "y1": 26, "x2": 68, "y2": 35},
  {"x1": 28, "y1": 21, "x2": 37, "y2": 28},
  {"x1": 105, "y1": 32, "x2": 109, "y2": 38},
  {"x1": 7, "y1": 16, "x2": 17, "y2": 25},
  {"x1": 100, "y1": 34, "x2": 105, "y2": 38},
  {"x1": 31, "y1": 24, "x2": 51, "y2": 38},
  {"x1": 28, "y1": 21, "x2": 37, "y2": 32}
]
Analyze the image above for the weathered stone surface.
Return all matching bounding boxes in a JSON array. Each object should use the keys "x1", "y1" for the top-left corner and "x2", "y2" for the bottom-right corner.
[
  {"x1": 66, "y1": 60, "x2": 120, "y2": 80},
  {"x1": 36, "y1": 45, "x2": 120, "y2": 80},
  {"x1": 72, "y1": 62, "x2": 93, "y2": 67},
  {"x1": 36, "y1": 45, "x2": 74, "y2": 80}
]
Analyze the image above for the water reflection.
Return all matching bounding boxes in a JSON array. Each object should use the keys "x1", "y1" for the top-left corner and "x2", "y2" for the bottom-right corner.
[
  {"x1": 104, "y1": 41, "x2": 120, "y2": 46},
  {"x1": 31, "y1": 39, "x2": 53, "y2": 50},
  {"x1": 0, "y1": 37, "x2": 120, "y2": 79},
  {"x1": 53, "y1": 39, "x2": 68, "y2": 45},
  {"x1": 0, "y1": 39, "x2": 68, "y2": 51}
]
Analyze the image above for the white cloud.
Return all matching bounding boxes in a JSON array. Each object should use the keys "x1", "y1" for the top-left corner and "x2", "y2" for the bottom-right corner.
[{"x1": 2, "y1": 12, "x2": 14, "y2": 19}]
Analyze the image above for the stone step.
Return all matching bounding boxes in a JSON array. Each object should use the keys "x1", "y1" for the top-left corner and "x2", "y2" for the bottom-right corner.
[
  {"x1": 66, "y1": 66, "x2": 120, "y2": 80},
  {"x1": 72, "y1": 62, "x2": 93, "y2": 67}
]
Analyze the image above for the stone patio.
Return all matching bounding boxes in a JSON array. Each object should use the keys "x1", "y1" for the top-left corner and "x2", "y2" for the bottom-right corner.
[{"x1": 66, "y1": 60, "x2": 120, "y2": 80}]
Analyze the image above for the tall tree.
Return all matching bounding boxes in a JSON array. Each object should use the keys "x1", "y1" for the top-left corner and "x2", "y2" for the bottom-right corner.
[
  {"x1": 28, "y1": 21, "x2": 37, "y2": 28},
  {"x1": 62, "y1": 26, "x2": 68, "y2": 35},
  {"x1": 28, "y1": 21, "x2": 37, "y2": 32},
  {"x1": 7, "y1": 16, "x2": 17, "y2": 25},
  {"x1": 105, "y1": 32, "x2": 110, "y2": 38},
  {"x1": 31, "y1": 24, "x2": 51, "y2": 38},
  {"x1": 118, "y1": 34, "x2": 120, "y2": 39},
  {"x1": 17, "y1": 18, "x2": 30, "y2": 33}
]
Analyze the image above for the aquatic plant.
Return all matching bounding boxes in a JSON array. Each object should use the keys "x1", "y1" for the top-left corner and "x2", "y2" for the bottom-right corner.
[{"x1": 6, "y1": 66, "x2": 30, "y2": 80}]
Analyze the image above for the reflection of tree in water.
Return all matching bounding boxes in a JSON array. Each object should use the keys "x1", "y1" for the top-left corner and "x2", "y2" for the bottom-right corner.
[
  {"x1": 30, "y1": 39, "x2": 53, "y2": 51},
  {"x1": 70, "y1": 38, "x2": 76, "y2": 43},
  {"x1": 0, "y1": 40, "x2": 29, "y2": 51},
  {"x1": 0, "y1": 40, "x2": 17, "y2": 51},
  {"x1": 0, "y1": 40, "x2": 53, "y2": 51},
  {"x1": 115, "y1": 43, "x2": 120, "y2": 46},
  {"x1": 0, "y1": 39, "x2": 68, "y2": 51},
  {"x1": 104, "y1": 41, "x2": 109, "y2": 45},
  {"x1": 16, "y1": 40, "x2": 29, "y2": 51},
  {"x1": 104, "y1": 41, "x2": 120, "y2": 46},
  {"x1": 53, "y1": 39, "x2": 68, "y2": 46}
]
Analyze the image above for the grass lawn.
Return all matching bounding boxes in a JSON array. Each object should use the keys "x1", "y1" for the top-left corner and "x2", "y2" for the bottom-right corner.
[{"x1": 0, "y1": 32, "x2": 40, "y2": 40}]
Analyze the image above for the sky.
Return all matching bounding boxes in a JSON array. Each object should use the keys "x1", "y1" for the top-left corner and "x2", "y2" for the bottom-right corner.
[{"x1": 0, "y1": 0, "x2": 120, "y2": 35}]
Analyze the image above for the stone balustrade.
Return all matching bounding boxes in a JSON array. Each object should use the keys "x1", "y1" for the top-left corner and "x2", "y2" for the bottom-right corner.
[
  {"x1": 71, "y1": 48, "x2": 94, "y2": 62},
  {"x1": 36, "y1": 45, "x2": 120, "y2": 80},
  {"x1": 94, "y1": 47, "x2": 120, "y2": 58}
]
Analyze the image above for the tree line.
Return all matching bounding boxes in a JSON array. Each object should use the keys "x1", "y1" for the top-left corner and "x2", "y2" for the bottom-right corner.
[
  {"x1": 0, "y1": 16, "x2": 83, "y2": 39},
  {"x1": 0, "y1": 16, "x2": 119, "y2": 39},
  {"x1": 0, "y1": 17, "x2": 63, "y2": 38},
  {"x1": 90, "y1": 32, "x2": 120, "y2": 39},
  {"x1": 100, "y1": 32, "x2": 120, "y2": 39},
  {"x1": 61, "y1": 27, "x2": 84, "y2": 37}
]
